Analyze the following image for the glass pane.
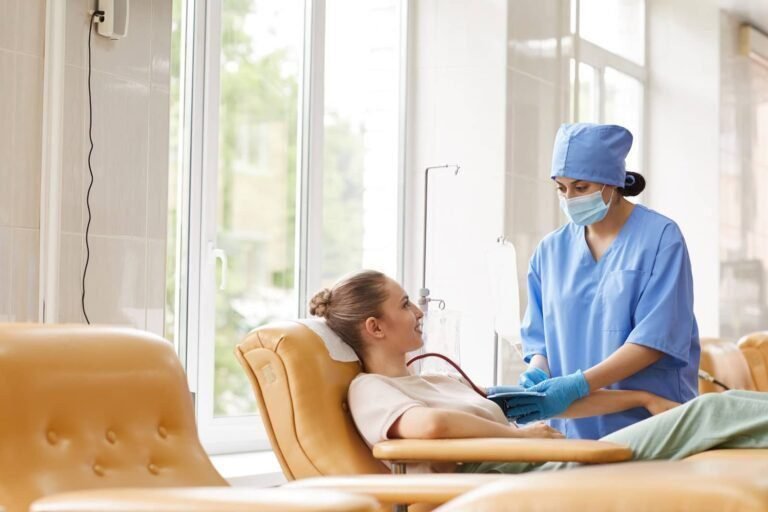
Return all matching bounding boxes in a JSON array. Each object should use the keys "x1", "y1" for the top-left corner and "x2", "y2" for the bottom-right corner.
[
  {"x1": 580, "y1": 0, "x2": 645, "y2": 64},
  {"x1": 604, "y1": 67, "x2": 643, "y2": 172},
  {"x1": 166, "y1": 0, "x2": 185, "y2": 348},
  {"x1": 575, "y1": 62, "x2": 598, "y2": 123},
  {"x1": 321, "y1": 0, "x2": 401, "y2": 286},
  {"x1": 214, "y1": 0, "x2": 303, "y2": 417}
]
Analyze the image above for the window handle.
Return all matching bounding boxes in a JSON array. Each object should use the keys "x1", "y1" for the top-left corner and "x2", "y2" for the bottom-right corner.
[{"x1": 212, "y1": 246, "x2": 228, "y2": 291}]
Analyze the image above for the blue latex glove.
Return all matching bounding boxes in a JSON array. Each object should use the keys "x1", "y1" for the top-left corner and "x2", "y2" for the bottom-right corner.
[
  {"x1": 510, "y1": 370, "x2": 590, "y2": 424},
  {"x1": 518, "y1": 366, "x2": 550, "y2": 388},
  {"x1": 486, "y1": 386, "x2": 547, "y2": 422}
]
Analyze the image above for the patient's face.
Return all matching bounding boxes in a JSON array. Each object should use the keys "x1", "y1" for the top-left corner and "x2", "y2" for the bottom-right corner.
[{"x1": 377, "y1": 278, "x2": 424, "y2": 353}]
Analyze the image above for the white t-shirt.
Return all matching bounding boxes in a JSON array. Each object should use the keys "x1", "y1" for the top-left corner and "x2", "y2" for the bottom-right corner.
[{"x1": 347, "y1": 372, "x2": 509, "y2": 473}]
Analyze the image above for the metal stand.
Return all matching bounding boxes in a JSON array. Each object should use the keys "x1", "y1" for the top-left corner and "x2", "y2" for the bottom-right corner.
[{"x1": 391, "y1": 463, "x2": 408, "y2": 512}]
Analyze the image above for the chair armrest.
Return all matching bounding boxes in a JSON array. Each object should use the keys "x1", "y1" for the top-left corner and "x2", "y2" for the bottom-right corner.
[
  {"x1": 286, "y1": 474, "x2": 506, "y2": 505},
  {"x1": 30, "y1": 487, "x2": 378, "y2": 512},
  {"x1": 373, "y1": 438, "x2": 631, "y2": 464}
]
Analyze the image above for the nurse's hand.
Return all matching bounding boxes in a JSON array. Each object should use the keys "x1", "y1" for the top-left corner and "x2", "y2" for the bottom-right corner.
[
  {"x1": 515, "y1": 370, "x2": 590, "y2": 423},
  {"x1": 518, "y1": 366, "x2": 550, "y2": 388}
]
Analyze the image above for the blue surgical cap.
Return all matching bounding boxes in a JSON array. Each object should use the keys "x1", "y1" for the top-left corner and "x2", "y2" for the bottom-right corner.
[{"x1": 550, "y1": 123, "x2": 633, "y2": 187}]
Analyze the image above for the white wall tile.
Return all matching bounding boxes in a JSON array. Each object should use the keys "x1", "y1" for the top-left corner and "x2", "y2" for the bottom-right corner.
[
  {"x1": 58, "y1": 232, "x2": 85, "y2": 323},
  {"x1": 0, "y1": 0, "x2": 16, "y2": 51},
  {"x1": 145, "y1": 237, "x2": 166, "y2": 336},
  {"x1": 92, "y1": 0, "x2": 153, "y2": 85},
  {"x1": 648, "y1": 0, "x2": 720, "y2": 336},
  {"x1": 89, "y1": 71, "x2": 149, "y2": 237},
  {"x1": 0, "y1": 226, "x2": 11, "y2": 320},
  {"x1": 12, "y1": 54, "x2": 42, "y2": 229},
  {"x1": 15, "y1": 0, "x2": 45, "y2": 57},
  {"x1": 0, "y1": 50, "x2": 15, "y2": 226},
  {"x1": 65, "y1": 0, "x2": 91, "y2": 68},
  {"x1": 507, "y1": 0, "x2": 565, "y2": 84},
  {"x1": 61, "y1": 65, "x2": 87, "y2": 233},
  {"x1": 10, "y1": 228, "x2": 39, "y2": 321},
  {"x1": 147, "y1": 86, "x2": 170, "y2": 239},
  {"x1": 506, "y1": 69, "x2": 560, "y2": 180},
  {"x1": 83, "y1": 235, "x2": 147, "y2": 328},
  {"x1": 151, "y1": 0, "x2": 172, "y2": 88},
  {"x1": 506, "y1": 175, "x2": 558, "y2": 236}
]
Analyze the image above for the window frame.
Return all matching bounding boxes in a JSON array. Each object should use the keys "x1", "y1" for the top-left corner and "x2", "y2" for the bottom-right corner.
[
  {"x1": 171, "y1": 0, "x2": 410, "y2": 454},
  {"x1": 571, "y1": 0, "x2": 648, "y2": 175}
]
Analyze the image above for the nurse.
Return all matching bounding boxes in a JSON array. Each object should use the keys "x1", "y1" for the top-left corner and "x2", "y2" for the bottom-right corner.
[{"x1": 516, "y1": 123, "x2": 700, "y2": 440}]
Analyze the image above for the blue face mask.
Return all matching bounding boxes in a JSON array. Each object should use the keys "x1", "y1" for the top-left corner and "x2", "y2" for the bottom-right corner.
[{"x1": 559, "y1": 186, "x2": 614, "y2": 226}]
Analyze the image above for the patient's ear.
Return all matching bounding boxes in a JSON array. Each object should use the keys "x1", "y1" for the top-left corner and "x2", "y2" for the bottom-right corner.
[{"x1": 364, "y1": 317, "x2": 385, "y2": 339}]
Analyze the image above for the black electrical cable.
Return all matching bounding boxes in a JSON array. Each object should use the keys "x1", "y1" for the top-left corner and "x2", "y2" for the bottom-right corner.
[{"x1": 82, "y1": 10, "x2": 104, "y2": 325}]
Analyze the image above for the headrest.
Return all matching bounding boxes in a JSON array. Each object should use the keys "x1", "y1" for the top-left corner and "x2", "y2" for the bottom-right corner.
[{"x1": 296, "y1": 318, "x2": 360, "y2": 362}]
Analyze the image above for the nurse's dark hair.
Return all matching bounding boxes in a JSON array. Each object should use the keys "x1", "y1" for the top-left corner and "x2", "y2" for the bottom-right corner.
[
  {"x1": 618, "y1": 171, "x2": 645, "y2": 197},
  {"x1": 308, "y1": 270, "x2": 389, "y2": 357}
]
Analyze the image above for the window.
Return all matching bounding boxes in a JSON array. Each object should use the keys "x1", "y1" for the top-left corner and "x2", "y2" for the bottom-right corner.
[
  {"x1": 167, "y1": 0, "x2": 408, "y2": 454},
  {"x1": 321, "y1": 0, "x2": 402, "y2": 285},
  {"x1": 580, "y1": 0, "x2": 645, "y2": 65},
  {"x1": 570, "y1": 0, "x2": 646, "y2": 174}
]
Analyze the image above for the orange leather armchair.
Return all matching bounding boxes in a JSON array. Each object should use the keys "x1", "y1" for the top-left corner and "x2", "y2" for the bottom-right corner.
[
  {"x1": 433, "y1": 459, "x2": 768, "y2": 512},
  {"x1": 0, "y1": 324, "x2": 376, "y2": 512},
  {"x1": 739, "y1": 332, "x2": 768, "y2": 391},
  {"x1": 698, "y1": 337, "x2": 755, "y2": 393}
]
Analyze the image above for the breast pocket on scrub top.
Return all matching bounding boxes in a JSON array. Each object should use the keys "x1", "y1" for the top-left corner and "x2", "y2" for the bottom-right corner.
[{"x1": 598, "y1": 270, "x2": 647, "y2": 333}]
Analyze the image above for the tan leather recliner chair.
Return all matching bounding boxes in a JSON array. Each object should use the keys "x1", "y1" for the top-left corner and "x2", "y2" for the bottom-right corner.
[
  {"x1": 235, "y1": 321, "x2": 389, "y2": 478},
  {"x1": 0, "y1": 324, "x2": 377, "y2": 512},
  {"x1": 235, "y1": 321, "x2": 630, "y2": 476},
  {"x1": 698, "y1": 337, "x2": 756, "y2": 393},
  {"x1": 739, "y1": 332, "x2": 768, "y2": 391}
]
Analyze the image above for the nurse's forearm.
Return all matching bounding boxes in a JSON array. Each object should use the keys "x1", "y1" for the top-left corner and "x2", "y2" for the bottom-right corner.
[
  {"x1": 583, "y1": 343, "x2": 663, "y2": 392},
  {"x1": 558, "y1": 390, "x2": 651, "y2": 419},
  {"x1": 529, "y1": 354, "x2": 551, "y2": 375}
]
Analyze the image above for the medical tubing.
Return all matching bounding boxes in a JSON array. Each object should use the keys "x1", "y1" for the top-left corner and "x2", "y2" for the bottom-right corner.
[{"x1": 406, "y1": 352, "x2": 487, "y2": 397}]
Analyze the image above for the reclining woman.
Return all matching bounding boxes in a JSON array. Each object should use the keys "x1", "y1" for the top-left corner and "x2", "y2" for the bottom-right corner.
[{"x1": 309, "y1": 270, "x2": 768, "y2": 474}]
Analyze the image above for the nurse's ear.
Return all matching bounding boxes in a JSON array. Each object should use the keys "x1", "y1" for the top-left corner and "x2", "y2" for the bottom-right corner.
[{"x1": 603, "y1": 185, "x2": 619, "y2": 204}]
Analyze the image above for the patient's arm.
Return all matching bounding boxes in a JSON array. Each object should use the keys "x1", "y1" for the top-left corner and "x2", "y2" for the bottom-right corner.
[
  {"x1": 388, "y1": 406, "x2": 564, "y2": 440},
  {"x1": 559, "y1": 390, "x2": 680, "y2": 419}
]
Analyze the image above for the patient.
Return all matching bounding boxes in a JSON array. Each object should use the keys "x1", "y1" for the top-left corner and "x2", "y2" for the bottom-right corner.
[{"x1": 310, "y1": 270, "x2": 768, "y2": 474}]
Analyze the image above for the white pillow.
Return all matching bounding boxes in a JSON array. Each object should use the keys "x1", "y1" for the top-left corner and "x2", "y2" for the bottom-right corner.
[{"x1": 296, "y1": 318, "x2": 360, "y2": 363}]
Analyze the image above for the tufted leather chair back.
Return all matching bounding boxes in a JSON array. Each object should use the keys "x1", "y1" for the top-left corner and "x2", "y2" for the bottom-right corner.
[
  {"x1": 235, "y1": 322, "x2": 388, "y2": 480},
  {"x1": 0, "y1": 324, "x2": 227, "y2": 512},
  {"x1": 738, "y1": 332, "x2": 768, "y2": 391},
  {"x1": 698, "y1": 337, "x2": 756, "y2": 393}
]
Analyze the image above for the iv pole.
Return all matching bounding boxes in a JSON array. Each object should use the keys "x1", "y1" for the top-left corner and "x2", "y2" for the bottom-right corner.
[{"x1": 418, "y1": 164, "x2": 460, "y2": 313}]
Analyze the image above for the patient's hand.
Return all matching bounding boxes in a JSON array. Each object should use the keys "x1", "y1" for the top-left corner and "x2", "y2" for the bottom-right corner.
[
  {"x1": 514, "y1": 422, "x2": 565, "y2": 439},
  {"x1": 645, "y1": 394, "x2": 681, "y2": 416}
]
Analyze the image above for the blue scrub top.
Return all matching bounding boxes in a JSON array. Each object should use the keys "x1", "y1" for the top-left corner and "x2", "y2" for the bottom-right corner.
[{"x1": 521, "y1": 204, "x2": 700, "y2": 440}]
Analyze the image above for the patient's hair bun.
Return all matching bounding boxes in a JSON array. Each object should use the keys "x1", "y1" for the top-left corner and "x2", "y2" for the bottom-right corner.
[{"x1": 309, "y1": 288, "x2": 333, "y2": 318}]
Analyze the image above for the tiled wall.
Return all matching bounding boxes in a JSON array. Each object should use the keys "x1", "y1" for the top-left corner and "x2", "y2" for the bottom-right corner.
[
  {"x1": 646, "y1": 0, "x2": 720, "y2": 337},
  {"x1": 405, "y1": 0, "x2": 508, "y2": 384},
  {"x1": 0, "y1": 0, "x2": 46, "y2": 321},
  {"x1": 58, "y1": 0, "x2": 171, "y2": 334},
  {"x1": 499, "y1": 0, "x2": 569, "y2": 383},
  {"x1": 719, "y1": 13, "x2": 768, "y2": 339},
  {"x1": 0, "y1": 0, "x2": 171, "y2": 334},
  {"x1": 405, "y1": 0, "x2": 569, "y2": 385}
]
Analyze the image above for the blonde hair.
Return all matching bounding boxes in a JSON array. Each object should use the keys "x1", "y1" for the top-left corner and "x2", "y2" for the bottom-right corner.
[{"x1": 309, "y1": 270, "x2": 389, "y2": 356}]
